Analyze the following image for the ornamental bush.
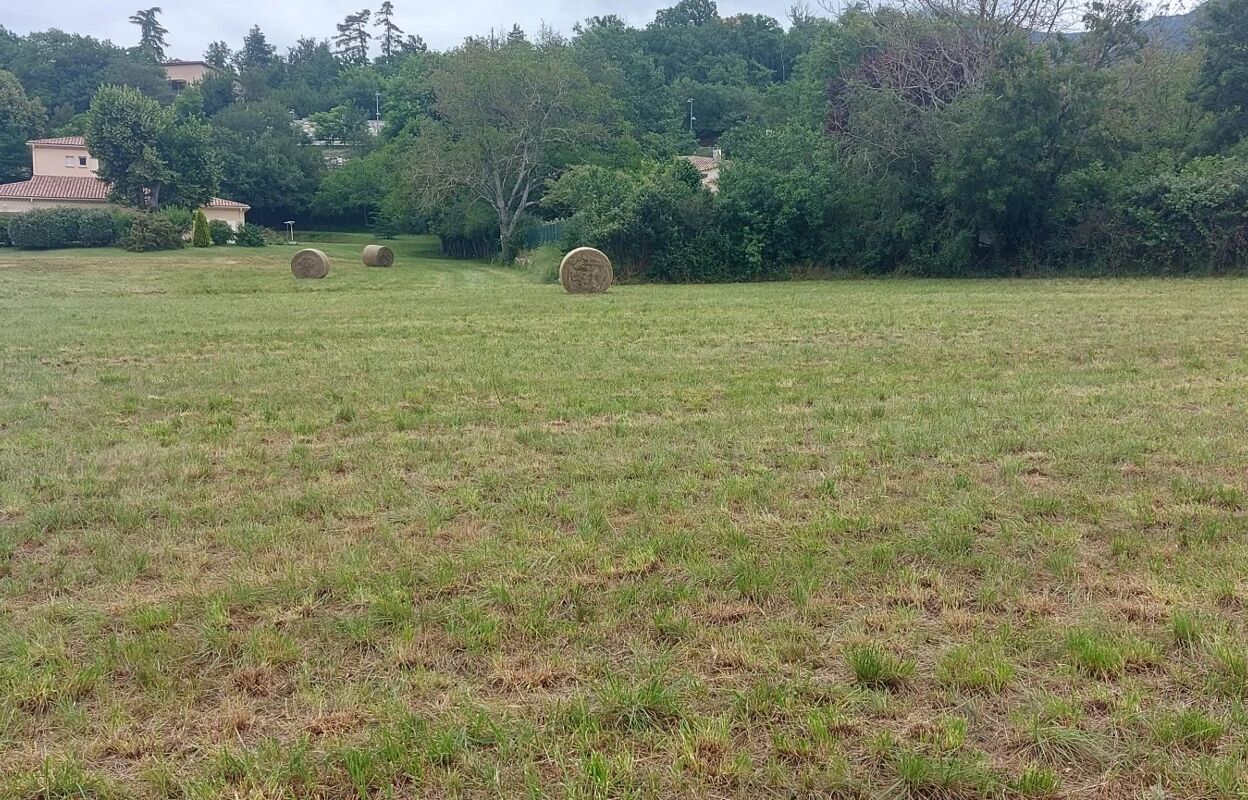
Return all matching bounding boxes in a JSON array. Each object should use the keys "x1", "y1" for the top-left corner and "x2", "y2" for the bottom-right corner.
[
  {"x1": 191, "y1": 209, "x2": 211, "y2": 247},
  {"x1": 207, "y1": 219, "x2": 233, "y2": 245},
  {"x1": 233, "y1": 223, "x2": 266, "y2": 247},
  {"x1": 122, "y1": 214, "x2": 185, "y2": 252},
  {"x1": 156, "y1": 206, "x2": 194, "y2": 234}
]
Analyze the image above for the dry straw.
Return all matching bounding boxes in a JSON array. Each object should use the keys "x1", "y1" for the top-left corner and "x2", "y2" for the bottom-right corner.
[
  {"x1": 291, "y1": 249, "x2": 331, "y2": 279},
  {"x1": 362, "y1": 245, "x2": 395, "y2": 267},
  {"x1": 559, "y1": 247, "x2": 613, "y2": 294}
]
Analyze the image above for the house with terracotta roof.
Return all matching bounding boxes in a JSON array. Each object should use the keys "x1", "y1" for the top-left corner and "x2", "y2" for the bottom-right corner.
[
  {"x1": 679, "y1": 154, "x2": 724, "y2": 193},
  {"x1": 0, "y1": 136, "x2": 249, "y2": 228}
]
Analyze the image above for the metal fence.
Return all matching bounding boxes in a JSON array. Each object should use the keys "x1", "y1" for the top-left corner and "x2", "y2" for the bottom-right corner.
[{"x1": 524, "y1": 220, "x2": 566, "y2": 249}]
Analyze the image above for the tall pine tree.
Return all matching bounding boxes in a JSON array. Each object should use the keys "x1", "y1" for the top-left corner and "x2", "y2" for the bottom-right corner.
[
  {"x1": 203, "y1": 41, "x2": 232, "y2": 70},
  {"x1": 375, "y1": 2, "x2": 404, "y2": 59},
  {"x1": 236, "y1": 26, "x2": 275, "y2": 71},
  {"x1": 129, "y1": 7, "x2": 168, "y2": 62},
  {"x1": 334, "y1": 10, "x2": 373, "y2": 65}
]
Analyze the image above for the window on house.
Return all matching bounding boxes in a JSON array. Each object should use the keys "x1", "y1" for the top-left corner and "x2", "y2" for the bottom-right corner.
[{"x1": 78, "y1": 156, "x2": 88, "y2": 167}]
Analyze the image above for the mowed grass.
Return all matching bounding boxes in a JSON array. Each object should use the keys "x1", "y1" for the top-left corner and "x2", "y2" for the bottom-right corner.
[{"x1": 1, "y1": 238, "x2": 1246, "y2": 799}]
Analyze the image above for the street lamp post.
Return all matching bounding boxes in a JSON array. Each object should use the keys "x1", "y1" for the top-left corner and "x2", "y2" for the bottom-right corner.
[{"x1": 687, "y1": 98, "x2": 695, "y2": 136}]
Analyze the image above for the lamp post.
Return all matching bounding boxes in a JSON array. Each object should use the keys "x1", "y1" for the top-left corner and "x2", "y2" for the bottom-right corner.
[
  {"x1": 374, "y1": 91, "x2": 381, "y2": 121},
  {"x1": 687, "y1": 98, "x2": 695, "y2": 136}
]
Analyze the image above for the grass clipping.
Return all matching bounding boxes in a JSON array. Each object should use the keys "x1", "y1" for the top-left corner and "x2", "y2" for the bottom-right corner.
[
  {"x1": 362, "y1": 245, "x2": 395, "y2": 268},
  {"x1": 291, "y1": 249, "x2": 331, "y2": 279},
  {"x1": 559, "y1": 247, "x2": 613, "y2": 294}
]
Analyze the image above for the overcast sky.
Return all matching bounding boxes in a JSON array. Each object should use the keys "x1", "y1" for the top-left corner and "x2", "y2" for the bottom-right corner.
[
  {"x1": 5, "y1": 0, "x2": 1194, "y2": 59},
  {"x1": 3, "y1": 0, "x2": 830, "y2": 58}
]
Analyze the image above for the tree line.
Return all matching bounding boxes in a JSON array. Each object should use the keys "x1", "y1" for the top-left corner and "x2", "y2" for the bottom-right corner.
[{"x1": 1, "y1": 0, "x2": 1246, "y2": 276}]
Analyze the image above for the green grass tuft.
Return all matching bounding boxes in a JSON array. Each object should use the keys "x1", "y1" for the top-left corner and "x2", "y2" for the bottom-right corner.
[{"x1": 846, "y1": 645, "x2": 915, "y2": 690}]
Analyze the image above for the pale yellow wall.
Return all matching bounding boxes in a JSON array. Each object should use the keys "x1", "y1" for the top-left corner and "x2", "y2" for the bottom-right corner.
[
  {"x1": 31, "y1": 145, "x2": 99, "y2": 177},
  {"x1": 164, "y1": 63, "x2": 214, "y2": 86},
  {"x1": 0, "y1": 198, "x2": 108, "y2": 214},
  {"x1": 203, "y1": 207, "x2": 247, "y2": 229},
  {"x1": 1, "y1": 198, "x2": 245, "y2": 230}
]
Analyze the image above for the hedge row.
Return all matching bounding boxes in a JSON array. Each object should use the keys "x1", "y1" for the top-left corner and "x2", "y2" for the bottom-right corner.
[
  {"x1": 6, "y1": 208, "x2": 133, "y2": 250},
  {"x1": 3, "y1": 207, "x2": 262, "y2": 252}
]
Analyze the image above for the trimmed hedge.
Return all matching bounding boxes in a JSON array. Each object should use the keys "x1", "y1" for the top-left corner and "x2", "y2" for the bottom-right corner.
[
  {"x1": 123, "y1": 214, "x2": 185, "y2": 252},
  {"x1": 79, "y1": 210, "x2": 119, "y2": 247},
  {"x1": 7, "y1": 207, "x2": 128, "y2": 250}
]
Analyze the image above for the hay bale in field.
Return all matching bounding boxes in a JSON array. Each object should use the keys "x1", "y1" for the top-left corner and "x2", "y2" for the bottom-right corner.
[
  {"x1": 362, "y1": 244, "x2": 395, "y2": 267},
  {"x1": 559, "y1": 247, "x2": 613, "y2": 294},
  {"x1": 291, "y1": 248, "x2": 331, "y2": 279}
]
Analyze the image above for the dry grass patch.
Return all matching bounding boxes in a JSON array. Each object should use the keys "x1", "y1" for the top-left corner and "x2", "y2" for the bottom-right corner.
[{"x1": 0, "y1": 240, "x2": 1246, "y2": 797}]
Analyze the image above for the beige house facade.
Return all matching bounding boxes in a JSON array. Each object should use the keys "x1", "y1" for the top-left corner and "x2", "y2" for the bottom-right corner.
[
  {"x1": 0, "y1": 137, "x2": 249, "y2": 228},
  {"x1": 162, "y1": 60, "x2": 220, "y2": 91}
]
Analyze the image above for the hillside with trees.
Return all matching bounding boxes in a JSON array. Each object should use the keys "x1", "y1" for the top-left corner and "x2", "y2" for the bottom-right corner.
[{"x1": 1, "y1": 0, "x2": 1246, "y2": 276}]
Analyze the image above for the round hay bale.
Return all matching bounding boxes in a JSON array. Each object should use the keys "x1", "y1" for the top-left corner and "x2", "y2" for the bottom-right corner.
[
  {"x1": 559, "y1": 247, "x2": 613, "y2": 294},
  {"x1": 291, "y1": 248, "x2": 330, "y2": 279},
  {"x1": 362, "y1": 244, "x2": 395, "y2": 267}
]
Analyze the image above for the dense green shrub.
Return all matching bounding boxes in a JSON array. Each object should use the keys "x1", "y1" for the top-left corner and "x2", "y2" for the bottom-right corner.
[
  {"x1": 156, "y1": 206, "x2": 194, "y2": 234},
  {"x1": 207, "y1": 219, "x2": 233, "y2": 245},
  {"x1": 715, "y1": 125, "x2": 845, "y2": 278},
  {"x1": 112, "y1": 211, "x2": 137, "y2": 243},
  {"x1": 191, "y1": 210, "x2": 211, "y2": 247},
  {"x1": 543, "y1": 159, "x2": 727, "y2": 281},
  {"x1": 78, "y1": 209, "x2": 120, "y2": 247},
  {"x1": 1119, "y1": 157, "x2": 1248, "y2": 272},
  {"x1": 8, "y1": 208, "x2": 82, "y2": 249},
  {"x1": 233, "y1": 223, "x2": 266, "y2": 247},
  {"x1": 122, "y1": 214, "x2": 185, "y2": 252}
]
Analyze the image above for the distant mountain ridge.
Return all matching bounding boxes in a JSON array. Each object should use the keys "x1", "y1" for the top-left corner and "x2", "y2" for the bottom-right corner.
[
  {"x1": 1139, "y1": 8, "x2": 1202, "y2": 48},
  {"x1": 1058, "y1": 7, "x2": 1204, "y2": 49}
]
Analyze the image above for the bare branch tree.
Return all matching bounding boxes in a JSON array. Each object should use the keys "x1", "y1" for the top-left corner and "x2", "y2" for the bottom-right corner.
[{"x1": 410, "y1": 41, "x2": 602, "y2": 262}]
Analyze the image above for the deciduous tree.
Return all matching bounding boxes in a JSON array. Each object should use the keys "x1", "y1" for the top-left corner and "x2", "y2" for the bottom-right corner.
[
  {"x1": 409, "y1": 40, "x2": 603, "y2": 262},
  {"x1": 1196, "y1": 0, "x2": 1248, "y2": 147},
  {"x1": 84, "y1": 84, "x2": 218, "y2": 210},
  {"x1": 0, "y1": 69, "x2": 47, "y2": 182}
]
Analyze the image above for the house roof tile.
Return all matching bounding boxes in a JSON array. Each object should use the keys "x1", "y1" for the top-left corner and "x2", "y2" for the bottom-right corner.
[
  {"x1": 27, "y1": 136, "x2": 88, "y2": 148},
  {"x1": 0, "y1": 176, "x2": 249, "y2": 211},
  {"x1": 206, "y1": 197, "x2": 250, "y2": 209},
  {"x1": 0, "y1": 175, "x2": 110, "y2": 201}
]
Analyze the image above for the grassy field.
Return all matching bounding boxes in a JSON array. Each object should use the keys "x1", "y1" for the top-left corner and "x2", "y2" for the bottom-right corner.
[{"x1": 1, "y1": 237, "x2": 1246, "y2": 799}]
